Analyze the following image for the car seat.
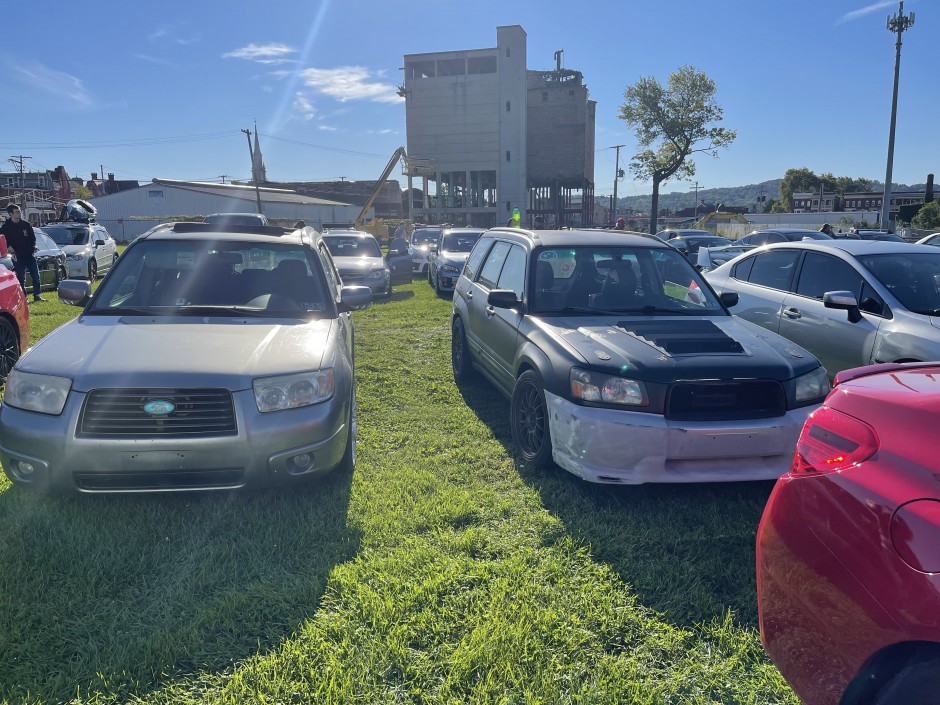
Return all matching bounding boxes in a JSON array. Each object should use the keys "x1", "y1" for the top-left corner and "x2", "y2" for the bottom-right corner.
[{"x1": 595, "y1": 260, "x2": 638, "y2": 309}]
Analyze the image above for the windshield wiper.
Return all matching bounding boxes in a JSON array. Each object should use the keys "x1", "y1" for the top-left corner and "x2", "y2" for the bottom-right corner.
[
  {"x1": 168, "y1": 306, "x2": 274, "y2": 317},
  {"x1": 87, "y1": 306, "x2": 155, "y2": 316},
  {"x1": 617, "y1": 305, "x2": 711, "y2": 316}
]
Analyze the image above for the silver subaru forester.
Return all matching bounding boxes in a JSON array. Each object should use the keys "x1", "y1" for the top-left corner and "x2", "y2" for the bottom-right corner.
[{"x1": 0, "y1": 222, "x2": 371, "y2": 493}]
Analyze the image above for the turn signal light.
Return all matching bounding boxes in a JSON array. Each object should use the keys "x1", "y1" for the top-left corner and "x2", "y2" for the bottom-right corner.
[{"x1": 791, "y1": 406, "x2": 879, "y2": 476}]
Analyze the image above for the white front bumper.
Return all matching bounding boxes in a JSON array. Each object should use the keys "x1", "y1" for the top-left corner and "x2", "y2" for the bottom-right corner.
[{"x1": 546, "y1": 391, "x2": 815, "y2": 484}]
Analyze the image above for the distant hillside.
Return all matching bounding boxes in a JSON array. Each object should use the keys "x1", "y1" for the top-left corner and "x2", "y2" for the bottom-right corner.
[
  {"x1": 615, "y1": 180, "x2": 782, "y2": 214},
  {"x1": 614, "y1": 179, "x2": 928, "y2": 214}
]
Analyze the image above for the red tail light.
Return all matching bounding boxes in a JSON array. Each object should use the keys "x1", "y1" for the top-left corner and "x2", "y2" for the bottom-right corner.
[{"x1": 791, "y1": 406, "x2": 879, "y2": 476}]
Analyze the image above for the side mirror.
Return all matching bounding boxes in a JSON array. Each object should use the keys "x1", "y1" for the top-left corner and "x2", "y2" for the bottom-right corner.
[
  {"x1": 338, "y1": 285, "x2": 373, "y2": 312},
  {"x1": 719, "y1": 291, "x2": 739, "y2": 308},
  {"x1": 487, "y1": 289, "x2": 520, "y2": 310},
  {"x1": 823, "y1": 290, "x2": 862, "y2": 323},
  {"x1": 95, "y1": 239, "x2": 106, "y2": 247},
  {"x1": 58, "y1": 278, "x2": 92, "y2": 307}
]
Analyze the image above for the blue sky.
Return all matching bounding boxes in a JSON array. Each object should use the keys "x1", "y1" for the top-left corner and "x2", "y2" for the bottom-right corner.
[{"x1": 3, "y1": 0, "x2": 934, "y2": 202}]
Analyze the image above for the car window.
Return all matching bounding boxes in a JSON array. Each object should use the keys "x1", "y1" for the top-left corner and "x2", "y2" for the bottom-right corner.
[
  {"x1": 746, "y1": 250, "x2": 800, "y2": 291},
  {"x1": 317, "y1": 243, "x2": 340, "y2": 294},
  {"x1": 322, "y1": 236, "x2": 381, "y2": 258},
  {"x1": 36, "y1": 232, "x2": 55, "y2": 250},
  {"x1": 441, "y1": 232, "x2": 481, "y2": 252},
  {"x1": 496, "y1": 245, "x2": 526, "y2": 298},
  {"x1": 89, "y1": 240, "x2": 330, "y2": 316},
  {"x1": 859, "y1": 253, "x2": 940, "y2": 315},
  {"x1": 731, "y1": 255, "x2": 756, "y2": 281},
  {"x1": 795, "y1": 253, "x2": 863, "y2": 300},
  {"x1": 477, "y1": 241, "x2": 512, "y2": 289},
  {"x1": 685, "y1": 237, "x2": 732, "y2": 255},
  {"x1": 859, "y1": 282, "x2": 887, "y2": 317},
  {"x1": 410, "y1": 230, "x2": 440, "y2": 246},
  {"x1": 463, "y1": 238, "x2": 492, "y2": 281}
]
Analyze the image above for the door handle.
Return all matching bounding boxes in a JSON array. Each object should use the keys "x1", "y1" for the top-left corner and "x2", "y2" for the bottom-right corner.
[
  {"x1": 465, "y1": 290, "x2": 473, "y2": 300},
  {"x1": 485, "y1": 305, "x2": 496, "y2": 317},
  {"x1": 783, "y1": 307, "x2": 802, "y2": 319}
]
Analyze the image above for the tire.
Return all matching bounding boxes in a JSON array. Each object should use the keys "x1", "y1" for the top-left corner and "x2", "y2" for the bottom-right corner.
[
  {"x1": 451, "y1": 317, "x2": 476, "y2": 381},
  {"x1": 874, "y1": 659, "x2": 940, "y2": 705},
  {"x1": 435, "y1": 273, "x2": 444, "y2": 297},
  {"x1": 88, "y1": 259, "x2": 97, "y2": 281},
  {"x1": 511, "y1": 370, "x2": 553, "y2": 470},
  {"x1": 336, "y1": 391, "x2": 357, "y2": 475},
  {"x1": 428, "y1": 266, "x2": 434, "y2": 286},
  {"x1": 0, "y1": 317, "x2": 21, "y2": 380}
]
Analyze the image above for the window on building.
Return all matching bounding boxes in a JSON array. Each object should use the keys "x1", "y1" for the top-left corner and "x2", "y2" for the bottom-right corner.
[
  {"x1": 506, "y1": 47, "x2": 510, "y2": 58},
  {"x1": 437, "y1": 58, "x2": 466, "y2": 76},
  {"x1": 468, "y1": 56, "x2": 497, "y2": 74},
  {"x1": 405, "y1": 61, "x2": 435, "y2": 79}
]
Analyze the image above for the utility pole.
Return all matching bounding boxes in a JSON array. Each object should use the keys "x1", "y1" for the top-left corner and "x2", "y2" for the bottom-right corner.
[
  {"x1": 881, "y1": 1, "x2": 915, "y2": 230},
  {"x1": 241, "y1": 128, "x2": 264, "y2": 214},
  {"x1": 217, "y1": 175, "x2": 230, "y2": 184},
  {"x1": 693, "y1": 181, "x2": 701, "y2": 222},
  {"x1": 9, "y1": 155, "x2": 31, "y2": 208},
  {"x1": 610, "y1": 145, "x2": 624, "y2": 227}
]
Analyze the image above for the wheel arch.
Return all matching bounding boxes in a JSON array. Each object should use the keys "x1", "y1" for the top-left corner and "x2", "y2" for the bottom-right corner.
[
  {"x1": 514, "y1": 342, "x2": 556, "y2": 389},
  {"x1": 842, "y1": 640, "x2": 940, "y2": 704}
]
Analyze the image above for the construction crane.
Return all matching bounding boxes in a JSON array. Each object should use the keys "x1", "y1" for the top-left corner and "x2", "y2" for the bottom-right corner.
[{"x1": 354, "y1": 146, "x2": 407, "y2": 228}]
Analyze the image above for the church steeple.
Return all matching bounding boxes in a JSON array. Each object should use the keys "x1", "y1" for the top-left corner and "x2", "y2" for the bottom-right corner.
[{"x1": 251, "y1": 120, "x2": 267, "y2": 183}]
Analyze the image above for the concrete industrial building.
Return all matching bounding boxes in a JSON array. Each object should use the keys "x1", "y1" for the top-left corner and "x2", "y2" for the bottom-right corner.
[{"x1": 402, "y1": 25, "x2": 596, "y2": 228}]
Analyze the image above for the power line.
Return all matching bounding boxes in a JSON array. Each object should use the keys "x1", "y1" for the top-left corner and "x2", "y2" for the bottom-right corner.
[
  {"x1": 260, "y1": 134, "x2": 389, "y2": 159},
  {"x1": 0, "y1": 131, "x2": 239, "y2": 150}
]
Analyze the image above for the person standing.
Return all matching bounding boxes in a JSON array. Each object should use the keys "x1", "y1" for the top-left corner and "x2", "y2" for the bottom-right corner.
[{"x1": 0, "y1": 204, "x2": 45, "y2": 302}]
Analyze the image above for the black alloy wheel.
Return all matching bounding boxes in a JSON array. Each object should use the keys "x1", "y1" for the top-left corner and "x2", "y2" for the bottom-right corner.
[
  {"x1": 511, "y1": 370, "x2": 553, "y2": 469},
  {"x1": 0, "y1": 317, "x2": 21, "y2": 379},
  {"x1": 88, "y1": 259, "x2": 97, "y2": 281}
]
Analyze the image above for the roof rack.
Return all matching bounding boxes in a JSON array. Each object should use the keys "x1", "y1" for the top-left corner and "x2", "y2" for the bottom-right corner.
[{"x1": 169, "y1": 222, "x2": 290, "y2": 236}]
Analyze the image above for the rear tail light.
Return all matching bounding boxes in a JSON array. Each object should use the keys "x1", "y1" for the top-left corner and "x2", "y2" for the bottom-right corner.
[{"x1": 791, "y1": 406, "x2": 879, "y2": 476}]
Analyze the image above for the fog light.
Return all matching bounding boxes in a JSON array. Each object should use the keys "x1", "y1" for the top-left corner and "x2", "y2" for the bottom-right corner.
[
  {"x1": 17, "y1": 461, "x2": 34, "y2": 476},
  {"x1": 289, "y1": 453, "x2": 314, "y2": 473}
]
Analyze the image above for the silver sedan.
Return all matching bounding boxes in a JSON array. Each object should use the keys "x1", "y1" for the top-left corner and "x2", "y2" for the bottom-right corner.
[{"x1": 705, "y1": 240, "x2": 940, "y2": 377}]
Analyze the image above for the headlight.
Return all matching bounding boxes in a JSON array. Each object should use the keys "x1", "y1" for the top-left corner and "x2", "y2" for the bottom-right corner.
[
  {"x1": 442, "y1": 264, "x2": 460, "y2": 274},
  {"x1": 253, "y1": 370, "x2": 334, "y2": 412},
  {"x1": 66, "y1": 252, "x2": 87, "y2": 261},
  {"x1": 365, "y1": 268, "x2": 388, "y2": 281},
  {"x1": 570, "y1": 367, "x2": 647, "y2": 406},
  {"x1": 794, "y1": 366, "x2": 830, "y2": 403},
  {"x1": 3, "y1": 370, "x2": 72, "y2": 415}
]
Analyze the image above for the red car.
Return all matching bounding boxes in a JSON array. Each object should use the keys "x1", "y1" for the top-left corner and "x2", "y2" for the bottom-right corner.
[
  {"x1": 0, "y1": 266, "x2": 28, "y2": 378},
  {"x1": 757, "y1": 362, "x2": 940, "y2": 705}
]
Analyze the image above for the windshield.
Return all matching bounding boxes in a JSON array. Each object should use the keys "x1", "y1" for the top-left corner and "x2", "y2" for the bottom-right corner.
[
  {"x1": 411, "y1": 230, "x2": 440, "y2": 246},
  {"x1": 323, "y1": 235, "x2": 381, "y2": 258},
  {"x1": 43, "y1": 226, "x2": 89, "y2": 246},
  {"x1": 88, "y1": 240, "x2": 329, "y2": 317},
  {"x1": 858, "y1": 253, "x2": 940, "y2": 315},
  {"x1": 441, "y1": 232, "x2": 481, "y2": 252},
  {"x1": 532, "y1": 246, "x2": 724, "y2": 315}
]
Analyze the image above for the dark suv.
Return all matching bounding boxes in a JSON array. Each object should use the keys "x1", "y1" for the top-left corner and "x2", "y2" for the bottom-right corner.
[{"x1": 450, "y1": 228, "x2": 830, "y2": 484}]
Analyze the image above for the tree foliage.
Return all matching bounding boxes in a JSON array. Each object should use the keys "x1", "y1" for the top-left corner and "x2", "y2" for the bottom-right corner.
[
  {"x1": 912, "y1": 201, "x2": 940, "y2": 230},
  {"x1": 779, "y1": 168, "x2": 876, "y2": 211},
  {"x1": 618, "y1": 65, "x2": 735, "y2": 233}
]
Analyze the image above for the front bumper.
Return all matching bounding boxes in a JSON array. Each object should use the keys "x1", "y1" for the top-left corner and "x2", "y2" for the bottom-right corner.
[
  {"x1": 66, "y1": 258, "x2": 90, "y2": 278},
  {"x1": 546, "y1": 391, "x2": 815, "y2": 484},
  {"x1": 435, "y1": 267, "x2": 461, "y2": 292},
  {"x1": 0, "y1": 388, "x2": 350, "y2": 493},
  {"x1": 411, "y1": 252, "x2": 430, "y2": 273}
]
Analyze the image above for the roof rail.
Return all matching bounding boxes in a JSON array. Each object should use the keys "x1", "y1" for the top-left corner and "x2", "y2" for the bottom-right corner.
[{"x1": 169, "y1": 222, "x2": 289, "y2": 236}]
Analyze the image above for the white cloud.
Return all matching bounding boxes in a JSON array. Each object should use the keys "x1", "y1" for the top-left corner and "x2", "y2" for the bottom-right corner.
[
  {"x1": 293, "y1": 92, "x2": 316, "y2": 121},
  {"x1": 837, "y1": 1, "x2": 897, "y2": 24},
  {"x1": 299, "y1": 66, "x2": 404, "y2": 103},
  {"x1": 132, "y1": 53, "x2": 180, "y2": 69},
  {"x1": 224, "y1": 43, "x2": 298, "y2": 64},
  {"x1": 12, "y1": 61, "x2": 92, "y2": 107},
  {"x1": 318, "y1": 125, "x2": 338, "y2": 131}
]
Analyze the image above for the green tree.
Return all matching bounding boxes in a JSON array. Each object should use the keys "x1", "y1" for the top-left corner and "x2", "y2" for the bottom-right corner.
[
  {"x1": 71, "y1": 183, "x2": 92, "y2": 200},
  {"x1": 912, "y1": 201, "x2": 940, "y2": 230},
  {"x1": 778, "y1": 168, "x2": 819, "y2": 211},
  {"x1": 618, "y1": 65, "x2": 735, "y2": 234}
]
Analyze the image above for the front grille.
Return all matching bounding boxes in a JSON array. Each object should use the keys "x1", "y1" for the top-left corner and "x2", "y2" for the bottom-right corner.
[
  {"x1": 78, "y1": 388, "x2": 237, "y2": 438},
  {"x1": 339, "y1": 270, "x2": 365, "y2": 284},
  {"x1": 666, "y1": 380, "x2": 785, "y2": 421},
  {"x1": 74, "y1": 468, "x2": 244, "y2": 491}
]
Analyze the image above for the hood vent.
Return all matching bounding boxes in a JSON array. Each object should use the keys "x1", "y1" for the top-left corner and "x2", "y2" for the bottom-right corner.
[{"x1": 617, "y1": 319, "x2": 744, "y2": 355}]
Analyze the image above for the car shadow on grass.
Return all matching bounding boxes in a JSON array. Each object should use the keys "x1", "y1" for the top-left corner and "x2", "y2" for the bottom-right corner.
[
  {"x1": 0, "y1": 470, "x2": 359, "y2": 703},
  {"x1": 456, "y1": 377, "x2": 772, "y2": 630}
]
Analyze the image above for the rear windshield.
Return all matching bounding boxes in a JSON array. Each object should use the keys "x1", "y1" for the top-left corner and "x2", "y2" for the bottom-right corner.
[
  {"x1": 411, "y1": 230, "x2": 441, "y2": 246},
  {"x1": 441, "y1": 232, "x2": 481, "y2": 252},
  {"x1": 323, "y1": 235, "x2": 381, "y2": 258}
]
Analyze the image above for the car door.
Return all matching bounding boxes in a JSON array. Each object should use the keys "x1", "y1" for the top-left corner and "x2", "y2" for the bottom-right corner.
[
  {"x1": 779, "y1": 252, "x2": 881, "y2": 375},
  {"x1": 386, "y1": 237, "x2": 411, "y2": 285},
  {"x1": 465, "y1": 240, "x2": 512, "y2": 388},
  {"x1": 34, "y1": 232, "x2": 56, "y2": 288},
  {"x1": 485, "y1": 244, "x2": 526, "y2": 392},
  {"x1": 720, "y1": 249, "x2": 801, "y2": 333}
]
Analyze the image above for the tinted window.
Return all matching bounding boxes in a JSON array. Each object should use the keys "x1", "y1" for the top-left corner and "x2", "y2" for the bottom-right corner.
[
  {"x1": 732, "y1": 255, "x2": 755, "y2": 281},
  {"x1": 322, "y1": 236, "x2": 381, "y2": 258},
  {"x1": 859, "y1": 282, "x2": 887, "y2": 317},
  {"x1": 859, "y1": 253, "x2": 940, "y2": 314},
  {"x1": 478, "y1": 241, "x2": 512, "y2": 288},
  {"x1": 441, "y1": 232, "x2": 482, "y2": 252},
  {"x1": 36, "y1": 232, "x2": 56, "y2": 250},
  {"x1": 796, "y1": 253, "x2": 863, "y2": 300},
  {"x1": 496, "y1": 245, "x2": 526, "y2": 297},
  {"x1": 746, "y1": 250, "x2": 800, "y2": 291},
  {"x1": 317, "y1": 244, "x2": 340, "y2": 293}
]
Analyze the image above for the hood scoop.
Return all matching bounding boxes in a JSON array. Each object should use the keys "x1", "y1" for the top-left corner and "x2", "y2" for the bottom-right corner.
[{"x1": 616, "y1": 319, "x2": 744, "y2": 355}]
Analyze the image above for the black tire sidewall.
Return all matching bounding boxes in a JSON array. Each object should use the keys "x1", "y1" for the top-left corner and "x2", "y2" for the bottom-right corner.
[
  {"x1": 451, "y1": 317, "x2": 474, "y2": 381},
  {"x1": 874, "y1": 659, "x2": 940, "y2": 705},
  {"x1": 510, "y1": 369, "x2": 553, "y2": 469}
]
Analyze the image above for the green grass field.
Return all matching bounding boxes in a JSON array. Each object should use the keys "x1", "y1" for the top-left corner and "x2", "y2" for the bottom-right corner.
[{"x1": 0, "y1": 278, "x2": 797, "y2": 704}]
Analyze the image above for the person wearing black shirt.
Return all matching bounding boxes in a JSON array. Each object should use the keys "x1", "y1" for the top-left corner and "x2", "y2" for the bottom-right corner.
[{"x1": 0, "y1": 204, "x2": 46, "y2": 302}]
